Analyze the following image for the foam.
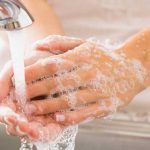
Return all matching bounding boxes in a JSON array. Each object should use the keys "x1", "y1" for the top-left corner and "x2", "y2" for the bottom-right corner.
[
  {"x1": 2, "y1": 35, "x2": 147, "y2": 150},
  {"x1": 131, "y1": 59, "x2": 147, "y2": 84}
]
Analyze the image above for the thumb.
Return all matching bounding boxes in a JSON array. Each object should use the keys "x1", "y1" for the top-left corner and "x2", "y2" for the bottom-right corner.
[{"x1": 33, "y1": 35, "x2": 84, "y2": 54}]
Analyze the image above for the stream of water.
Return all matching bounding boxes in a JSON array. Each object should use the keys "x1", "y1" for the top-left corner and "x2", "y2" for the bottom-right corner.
[
  {"x1": 7, "y1": 30, "x2": 26, "y2": 107},
  {"x1": 7, "y1": 30, "x2": 33, "y2": 150}
]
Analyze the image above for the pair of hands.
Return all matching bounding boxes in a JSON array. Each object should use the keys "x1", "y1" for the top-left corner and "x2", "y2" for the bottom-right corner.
[{"x1": 0, "y1": 35, "x2": 145, "y2": 142}]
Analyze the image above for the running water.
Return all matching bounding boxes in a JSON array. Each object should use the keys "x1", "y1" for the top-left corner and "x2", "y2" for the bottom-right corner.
[
  {"x1": 7, "y1": 30, "x2": 26, "y2": 107},
  {"x1": 7, "y1": 30, "x2": 33, "y2": 150}
]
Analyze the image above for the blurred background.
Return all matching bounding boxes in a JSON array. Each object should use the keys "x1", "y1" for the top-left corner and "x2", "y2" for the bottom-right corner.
[{"x1": 1, "y1": 0, "x2": 150, "y2": 149}]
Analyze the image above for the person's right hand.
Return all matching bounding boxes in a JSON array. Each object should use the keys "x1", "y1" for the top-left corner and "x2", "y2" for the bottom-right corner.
[
  {"x1": 0, "y1": 35, "x2": 83, "y2": 102},
  {"x1": 0, "y1": 35, "x2": 83, "y2": 142},
  {"x1": 1, "y1": 110, "x2": 63, "y2": 142},
  {"x1": 0, "y1": 50, "x2": 63, "y2": 142}
]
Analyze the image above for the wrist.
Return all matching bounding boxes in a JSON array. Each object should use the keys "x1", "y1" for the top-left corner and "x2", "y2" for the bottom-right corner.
[
  {"x1": 119, "y1": 28, "x2": 150, "y2": 63},
  {"x1": 117, "y1": 27, "x2": 150, "y2": 88},
  {"x1": 20, "y1": 0, "x2": 47, "y2": 5},
  {"x1": 18, "y1": 0, "x2": 63, "y2": 47},
  {"x1": 20, "y1": 0, "x2": 48, "y2": 13}
]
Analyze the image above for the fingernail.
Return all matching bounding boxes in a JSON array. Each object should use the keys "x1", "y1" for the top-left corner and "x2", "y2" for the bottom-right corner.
[
  {"x1": 29, "y1": 128, "x2": 39, "y2": 140},
  {"x1": 16, "y1": 126, "x2": 26, "y2": 136},
  {"x1": 24, "y1": 104, "x2": 37, "y2": 115},
  {"x1": 55, "y1": 114, "x2": 65, "y2": 122},
  {"x1": 3, "y1": 117, "x2": 10, "y2": 125},
  {"x1": 4, "y1": 116, "x2": 15, "y2": 126}
]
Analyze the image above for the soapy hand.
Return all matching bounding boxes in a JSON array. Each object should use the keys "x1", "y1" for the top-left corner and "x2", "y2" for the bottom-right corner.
[
  {"x1": 0, "y1": 35, "x2": 83, "y2": 101},
  {"x1": 23, "y1": 36, "x2": 148, "y2": 126},
  {"x1": 0, "y1": 35, "x2": 83, "y2": 141},
  {"x1": 1, "y1": 110, "x2": 63, "y2": 142},
  {"x1": 0, "y1": 35, "x2": 149, "y2": 140}
]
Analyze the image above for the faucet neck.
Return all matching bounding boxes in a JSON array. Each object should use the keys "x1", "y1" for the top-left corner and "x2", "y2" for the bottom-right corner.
[{"x1": 0, "y1": 0, "x2": 34, "y2": 31}]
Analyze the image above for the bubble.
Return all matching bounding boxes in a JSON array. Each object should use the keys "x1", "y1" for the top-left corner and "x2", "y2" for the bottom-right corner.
[
  {"x1": 131, "y1": 59, "x2": 147, "y2": 84},
  {"x1": 4, "y1": 34, "x2": 148, "y2": 150}
]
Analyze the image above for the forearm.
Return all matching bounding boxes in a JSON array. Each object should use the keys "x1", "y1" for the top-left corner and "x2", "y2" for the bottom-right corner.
[
  {"x1": 20, "y1": 0, "x2": 64, "y2": 46},
  {"x1": 118, "y1": 27, "x2": 150, "y2": 74}
]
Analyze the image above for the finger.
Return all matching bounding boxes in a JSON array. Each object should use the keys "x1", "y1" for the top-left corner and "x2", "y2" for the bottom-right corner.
[
  {"x1": 4, "y1": 116, "x2": 62, "y2": 141},
  {"x1": 24, "y1": 50, "x2": 52, "y2": 66},
  {"x1": 3, "y1": 116, "x2": 17, "y2": 126},
  {"x1": 25, "y1": 42, "x2": 92, "y2": 83},
  {"x1": 27, "y1": 115, "x2": 56, "y2": 125},
  {"x1": 27, "y1": 66, "x2": 97, "y2": 99},
  {"x1": 25, "y1": 89, "x2": 105, "y2": 115},
  {"x1": 10, "y1": 120, "x2": 39, "y2": 139},
  {"x1": 6, "y1": 126, "x2": 18, "y2": 136},
  {"x1": 28, "y1": 127, "x2": 39, "y2": 140},
  {"x1": 0, "y1": 51, "x2": 52, "y2": 101},
  {"x1": 9, "y1": 119, "x2": 37, "y2": 138},
  {"x1": 26, "y1": 118, "x2": 62, "y2": 141},
  {"x1": 2, "y1": 116, "x2": 29, "y2": 136},
  {"x1": 13, "y1": 116, "x2": 58, "y2": 140},
  {"x1": 25, "y1": 56, "x2": 79, "y2": 83},
  {"x1": 0, "y1": 110, "x2": 17, "y2": 126},
  {"x1": 4, "y1": 116, "x2": 19, "y2": 136},
  {"x1": 6, "y1": 121, "x2": 39, "y2": 140},
  {"x1": 54, "y1": 102, "x2": 110, "y2": 125},
  {"x1": 34, "y1": 35, "x2": 84, "y2": 53},
  {"x1": 26, "y1": 122, "x2": 62, "y2": 142}
]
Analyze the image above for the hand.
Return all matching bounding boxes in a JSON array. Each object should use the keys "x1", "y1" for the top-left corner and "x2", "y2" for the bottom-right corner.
[
  {"x1": 1, "y1": 110, "x2": 63, "y2": 142},
  {"x1": 0, "y1": 50, "x2": 61, "y2": 142},
  {"x1": 0, "y1": 35, "x2": 83, "y2": 101},
  {"x1": 23, "y1": 37, "x2": 148, "y2": 125},
  {"x1": 0, "y1": 35, "x2": 83, "y2": 141}
]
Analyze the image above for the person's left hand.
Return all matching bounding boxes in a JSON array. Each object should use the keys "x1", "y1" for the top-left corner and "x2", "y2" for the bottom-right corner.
[{"x1": 23, "y1": 36, "x2": 147, "y2": 126}]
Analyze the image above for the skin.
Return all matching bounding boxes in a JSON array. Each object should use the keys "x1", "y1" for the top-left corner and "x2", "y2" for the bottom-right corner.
[
  {"x1": 0, "y1": 0, "x2": 64, "y2": 101},
  {"x1": 0, "y1": 0, "x2": 150, "y2": 142},
  {"x1": 20, "y1": 0, "x2": 64, "y2": 45},
  {"x1": 0, "y1": 36, "x2": 84, "y2": 141},
  {"x1": 22, "y1": 30, "x2": 150, "y2": 126},
  {"x1": 1, "y1": 26, "x2": 150, "y2": 141}
]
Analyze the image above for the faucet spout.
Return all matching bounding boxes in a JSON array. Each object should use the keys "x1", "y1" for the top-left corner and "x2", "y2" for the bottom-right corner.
[{"x1": 0, "y1": 0, "x2": 34, "y2": 31}]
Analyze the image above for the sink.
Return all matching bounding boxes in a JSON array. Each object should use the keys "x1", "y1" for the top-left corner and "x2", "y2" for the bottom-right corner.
[
  {"x1": 1, "y1": 119, "x2": 150, "y2": 150},
  {"x1": 0, "y1": 125, "x2": 20, "y2": 150},
  {"x1": 76, "y1": 119, "x2": 150, "y2": 150}
]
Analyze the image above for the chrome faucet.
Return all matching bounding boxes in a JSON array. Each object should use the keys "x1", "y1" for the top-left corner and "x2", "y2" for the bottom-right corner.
[{"x1": 0, "y1": 0, "x2": 34, "y2": 31}]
